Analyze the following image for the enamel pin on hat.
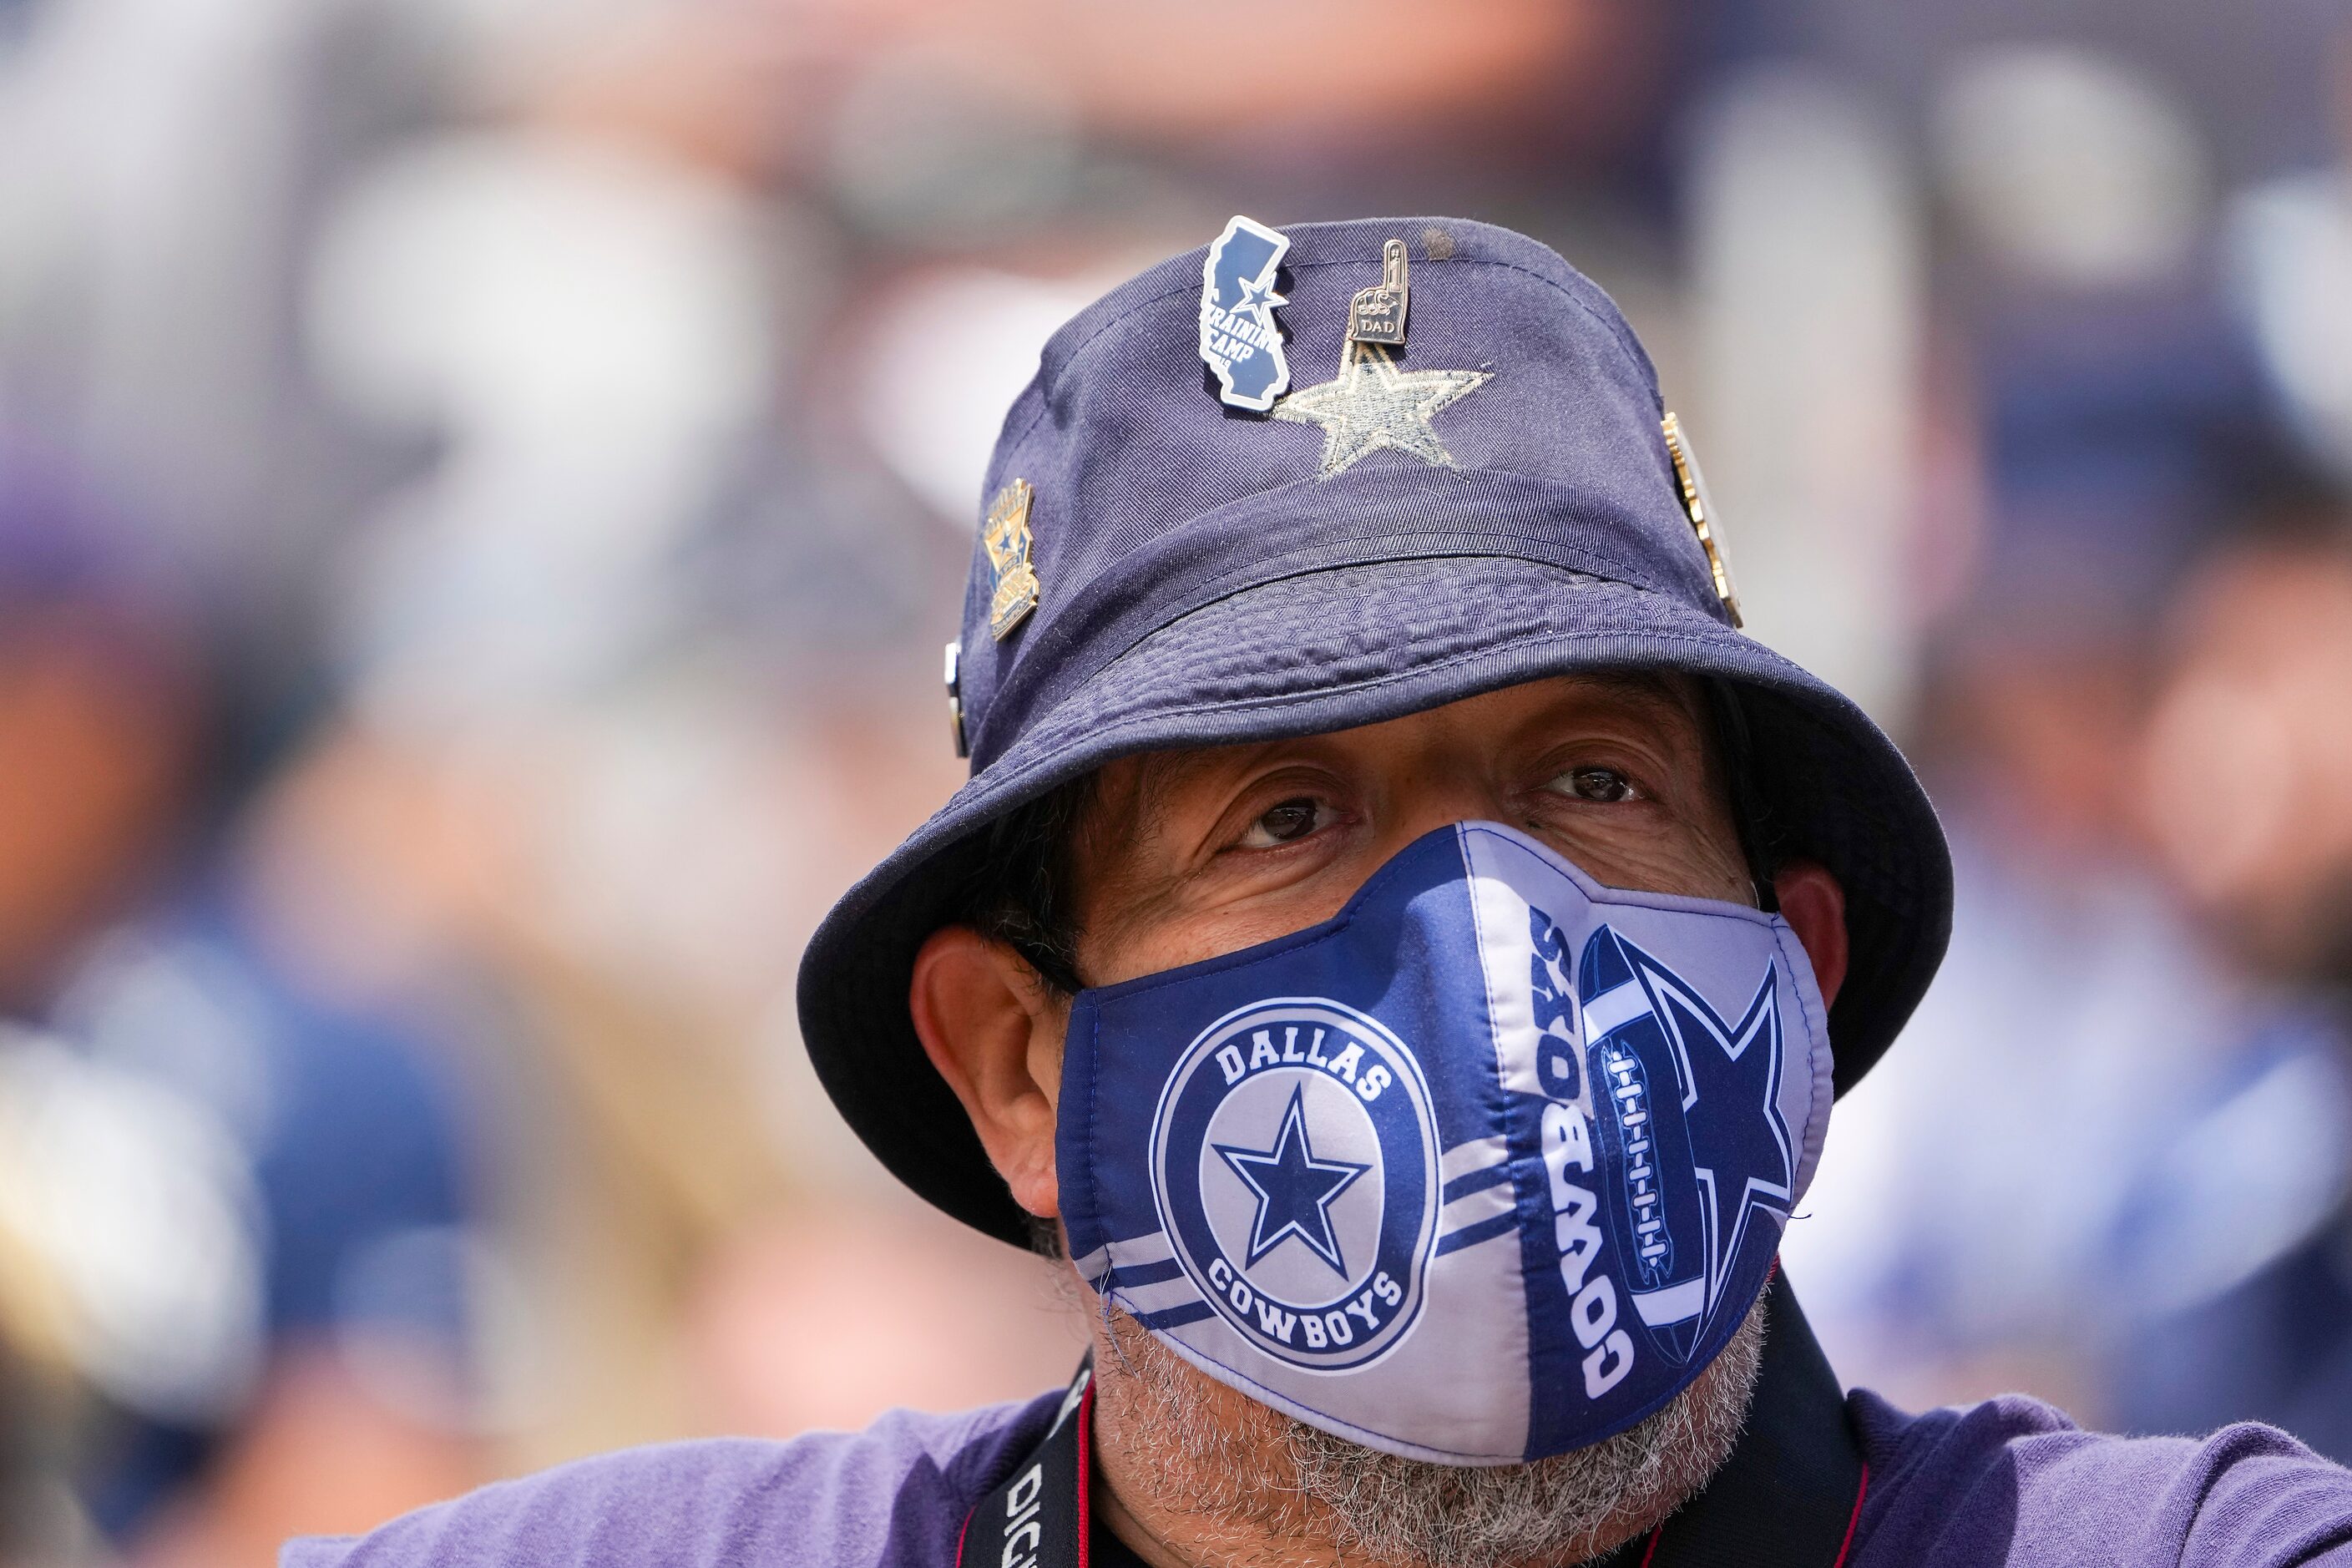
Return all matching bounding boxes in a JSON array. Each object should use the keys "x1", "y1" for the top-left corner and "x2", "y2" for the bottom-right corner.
[
  {"x1": 1661, "y1": 413, "x2": 1742, "y2": 628},
  {"x1": 983, "y1": 477, "x2": 1041, "y2": 640},
  {"x1": 1199, "y1": 215, "x2": 1292, "y2": 412},
  {"x1": 1348, "y1": 238, "x2": 1409, "y2": 346}
]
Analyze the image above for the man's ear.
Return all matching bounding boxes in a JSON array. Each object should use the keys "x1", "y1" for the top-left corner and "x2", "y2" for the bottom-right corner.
[
  {"x1": 910, "y1": 926, "x2": 1069, "y2": 1220},
  {"x1": 1771, "y1": 858, "x2": 1848, "y2": 1009}
]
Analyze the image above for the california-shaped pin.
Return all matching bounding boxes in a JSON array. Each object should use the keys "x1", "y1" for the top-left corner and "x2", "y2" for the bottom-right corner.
[{"x1": 1199, "y1": 215, "x2": 1291, "y2": 412}]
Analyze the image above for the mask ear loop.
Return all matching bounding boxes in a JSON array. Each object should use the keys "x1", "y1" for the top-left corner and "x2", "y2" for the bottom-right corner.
[{"x1": 1707, "y1": 679, "x2": 1788, "y2": 914}]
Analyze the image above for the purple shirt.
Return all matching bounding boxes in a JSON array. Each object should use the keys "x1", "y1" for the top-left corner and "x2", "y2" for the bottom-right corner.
[{"x1": 286, "y1": 1388, "x2": 2352, "y2": 1567}]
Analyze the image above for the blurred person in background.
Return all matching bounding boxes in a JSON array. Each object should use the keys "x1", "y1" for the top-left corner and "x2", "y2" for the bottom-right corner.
[
  {"x1": 0, "y1": 440, "x2": 488, "y2": 1560},
  {"x1": 1761, "y1": 22, "x2": 2352, "y2": 1429},
  {"x1": 2117, "y1": 482, "x2": 2352, "y2": 1459},
  {"x1": 1778, "y1": 298, "x2": 2352, "y2": 1423},
  {"x1": 2117, "y1": 39, "x2": 2352, "y2": 1448},
  {"x1": 1776, "y1": 16, "x2": 2352, "y2": 1446}
]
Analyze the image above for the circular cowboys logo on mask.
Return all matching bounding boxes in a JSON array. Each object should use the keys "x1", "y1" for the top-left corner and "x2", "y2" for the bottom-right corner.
[{"x1": 1150, "y1": 999, "x2": 1440, "y2": 1370}]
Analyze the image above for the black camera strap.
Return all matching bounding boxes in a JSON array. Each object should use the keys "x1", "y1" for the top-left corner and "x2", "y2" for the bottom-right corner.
[{"x1": 959, "y1": 1364, "x2": 1095, "y2": 1568}]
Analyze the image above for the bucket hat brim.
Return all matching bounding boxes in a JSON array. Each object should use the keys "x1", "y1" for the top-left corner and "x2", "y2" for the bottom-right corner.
[{"x1": 797, "y1": 553, "x2": 1951, "y2": 1247}]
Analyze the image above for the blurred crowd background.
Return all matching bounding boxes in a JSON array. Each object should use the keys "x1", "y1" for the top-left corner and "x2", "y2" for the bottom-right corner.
[{"x1": 3, "y1": 0, "x2": 2352, "y2": 1560}]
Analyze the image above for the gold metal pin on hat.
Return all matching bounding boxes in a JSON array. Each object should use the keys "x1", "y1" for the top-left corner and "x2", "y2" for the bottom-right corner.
[
  {"x1": 944, "y1": 640, "x2": 969, "y2": 759},
  {"x1": 1661, "y1": 413, "x2": 1743, "y2": 628},
  {"x1": 983, "y1": 478, "x2": 1041, "y2": 640},
  {"x1": 1348, "y1": 239, "x2": 1409, "y2": 346}
]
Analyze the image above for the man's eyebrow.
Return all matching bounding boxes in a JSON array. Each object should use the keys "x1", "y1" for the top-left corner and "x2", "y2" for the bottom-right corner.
[
  {"x1": 1549, "y1": 670, "x2": 1716, "y2": 741},
  {"x1": 1125, "y1": 746, "x2": 1237, "y2": 832},
  {"x1": 1115, "y1": 736, "x2": 1312, "y2": 852},
  {"x1": 1572, "y1": 668, "x2": 1697, "y2": 713}
]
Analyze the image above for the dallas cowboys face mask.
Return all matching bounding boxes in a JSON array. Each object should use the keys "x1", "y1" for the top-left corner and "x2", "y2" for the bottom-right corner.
[{"x1": 1057, "y1": 821, "x2": 1831, "y2": 1466}]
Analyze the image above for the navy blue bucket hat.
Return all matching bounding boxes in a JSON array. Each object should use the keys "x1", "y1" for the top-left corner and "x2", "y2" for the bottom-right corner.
[{"x1": 797, "y1": 216, "x2": 1951, "y2": 1246}]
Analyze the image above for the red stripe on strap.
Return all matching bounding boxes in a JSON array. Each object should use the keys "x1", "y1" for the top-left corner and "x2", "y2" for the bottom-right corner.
[
  {"x1": 1829, "y1": 1461, "x2": 1870, "y2": 1568},
  {"x1": 1637, "y1": 1524, "x2": 1663, "y2": 1567},
  {"x1": 1076, "y1": 1383, "x2": 1095, "y2": 1568}
]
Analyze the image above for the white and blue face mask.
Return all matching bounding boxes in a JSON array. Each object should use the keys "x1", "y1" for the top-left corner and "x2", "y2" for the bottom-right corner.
[{"x1": 1057, "y1": 821, "x2": 1832, "y2": 1467}]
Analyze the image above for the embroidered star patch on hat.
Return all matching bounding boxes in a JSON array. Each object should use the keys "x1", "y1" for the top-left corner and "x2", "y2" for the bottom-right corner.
[{"x1": 1272, "y1": 341, "x2": 1490, "y2": 478}]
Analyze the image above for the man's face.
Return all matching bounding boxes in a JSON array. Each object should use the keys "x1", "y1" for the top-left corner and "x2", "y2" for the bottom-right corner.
[
  {"x1": 912, "y1": 670, "x2": 1841, "y2": 1567},
  {"x1": 1067, "y1": 671, "x2": 1754, "y2": 991},
  {"x1": 1062, "y1": 674, "x2": 1782, "y2": 1566}
]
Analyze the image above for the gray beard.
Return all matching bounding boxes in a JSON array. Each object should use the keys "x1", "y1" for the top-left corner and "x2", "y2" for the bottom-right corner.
[{"x1": 1094, "y1": 1295, "x2": 1767, "y2": 1568}]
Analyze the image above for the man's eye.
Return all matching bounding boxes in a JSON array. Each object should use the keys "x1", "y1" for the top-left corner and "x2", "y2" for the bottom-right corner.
[
  {"x1": 1240, "y1": 797, "x2": 1328, "y2": 848},
  {"x1": 1549, "y1": 766, "x2": 1641, "y2": 804}
]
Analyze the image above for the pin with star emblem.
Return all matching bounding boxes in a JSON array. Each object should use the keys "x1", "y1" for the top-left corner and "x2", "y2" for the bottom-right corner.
[
  {"x1": 1199, "y1": 215, "x2": 1292, "y2": 411},
  {"x1": 1660, "y1": 413, "x2": 1742, "y2": 628},
  {"x1": 1348, "y1": 239, "x2": 1409, "y2": 346},
  {"x1": 983, "y1": 478, "x2": 1041, "y2": 640}
]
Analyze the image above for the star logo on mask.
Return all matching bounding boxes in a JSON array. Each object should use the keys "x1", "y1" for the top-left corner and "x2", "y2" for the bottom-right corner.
[
  {"x1": 1627, "y1": 951, "x2": 1793, "y2": 1323},
  {"x1": 1271, "y1": 340, "x2": 1491, "y2": 478},
  {"x1": 1215, "y1": 1085, "x2": 1369, "y2": 1276}
]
